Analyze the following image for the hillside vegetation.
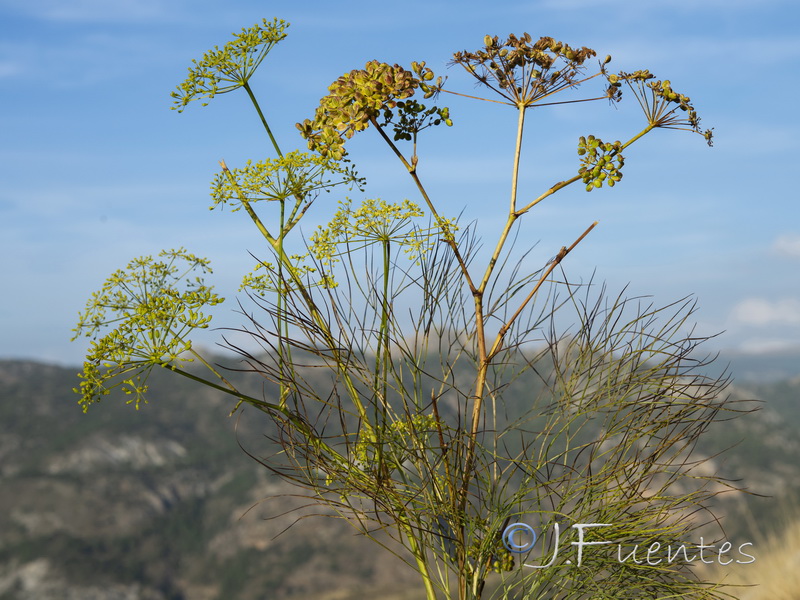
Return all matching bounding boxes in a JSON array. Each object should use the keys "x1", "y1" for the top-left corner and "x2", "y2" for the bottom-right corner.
[{"x1": 0, "y1": 357, "x2": 797, "y2": 599}]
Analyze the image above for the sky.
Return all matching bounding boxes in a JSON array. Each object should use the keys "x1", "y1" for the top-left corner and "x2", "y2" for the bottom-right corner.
[{"x1": 1, "y1": 0, "x2": 799, "y2": 367}]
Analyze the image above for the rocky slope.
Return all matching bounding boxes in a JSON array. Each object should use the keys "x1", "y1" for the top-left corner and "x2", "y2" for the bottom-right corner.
[{"x1": 0, "y1": 360, "x2": 421, "y2": 599}]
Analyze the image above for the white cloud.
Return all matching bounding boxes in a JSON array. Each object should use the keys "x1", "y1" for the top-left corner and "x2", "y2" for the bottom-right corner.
[
  {"x1": 730, "y1": 297, "x2": 800, "y2": 326},
  {"x1": 772, "y1": 234, "x2": 800, "y2": 259},
  {"x1": 736, "y1": 338, "x2": 800, "y2": 354}
]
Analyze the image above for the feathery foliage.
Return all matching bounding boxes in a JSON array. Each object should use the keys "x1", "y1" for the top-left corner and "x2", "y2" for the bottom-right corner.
[{"x1": 73, "y1": 20, "x2": 743, "y2": 600}]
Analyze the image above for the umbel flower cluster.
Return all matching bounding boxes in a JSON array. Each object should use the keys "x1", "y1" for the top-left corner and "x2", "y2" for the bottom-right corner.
[
  {"x1": 309, "y1": 197, "x2": 434, "y2": 274},
  {"x1": 578, "y1": 136, "x2": 624, "y2": 191},
  {"x1": 608, "y1": 70, "x2": 713, "y2": 145},
  {"x1": 170, "y1": 18, "x2": 288, "y2": 111},
  {"x1": 296, "y1": 60, "x2": 448, "y2": 160},
  {"x1": 451, "y1": 33, "x2": 600, "y2": 106},
  {"x1": 72, "y1": 249, "x2": 223, "y2": 410}
]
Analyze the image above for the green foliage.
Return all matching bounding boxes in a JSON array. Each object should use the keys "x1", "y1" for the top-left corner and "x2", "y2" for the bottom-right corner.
[
  {"x1": 72, "y1": 19, "x2": 742, "y2": 600},
  {"x1": 380, "y1": 99, "x2": 453, "y2": 142}
]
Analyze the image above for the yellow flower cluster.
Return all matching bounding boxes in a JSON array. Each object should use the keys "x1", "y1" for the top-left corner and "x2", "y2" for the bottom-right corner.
[
  {"x1": 309, "y1": 198, "x2": 438, "y2": 286},
  {"x1": 72, "y1": 249, "x2": 223, "y2": 410},
  {"x1": 170, "y1": 18, "x2": 288, "y2": 111},
  {"x1": 297, "y1": 61, "x2": 445, "y2": 159}
]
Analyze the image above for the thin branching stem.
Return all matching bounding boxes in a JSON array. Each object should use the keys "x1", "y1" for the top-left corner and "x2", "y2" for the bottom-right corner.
[
  {"x1": 509, "y1": 105, "x2": 526, "y2": 214},
  {"x1": 242, "y1": 81, "x2": 283, "y2": 157},
  {"x1": 488, "y1": 221, "x2": 598, "y2": 361},
  {"x1": 369, "y1": 116, "x2": 478, "y2": 295}
]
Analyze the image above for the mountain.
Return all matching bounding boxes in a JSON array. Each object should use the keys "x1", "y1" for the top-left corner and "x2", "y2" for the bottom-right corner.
[
  {"x1": 0, "y1": 360, "x2": 420, "y2": 600},
  {"x1": 711, "y1": 347, "x2": 800, "y2": 383},
  {"x1": 0, "y1": 356, "x2": 798, "y2": 599}
]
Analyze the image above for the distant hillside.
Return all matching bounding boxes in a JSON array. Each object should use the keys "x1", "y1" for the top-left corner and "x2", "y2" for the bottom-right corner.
[
  {"x1": 0, "y1": 360, "x2": 420, "y2": 600},
  {"x1": 714, "y1": 347, "x2": 800, "y2": 383},
  {"x1": 0, "y1": 357, "x2": 797, "y2": 599}
]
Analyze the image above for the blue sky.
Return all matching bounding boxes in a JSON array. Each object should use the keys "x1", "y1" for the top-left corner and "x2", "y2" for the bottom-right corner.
[{"x1": 1, "y1": 0, "x2": 798, "y2": 366}]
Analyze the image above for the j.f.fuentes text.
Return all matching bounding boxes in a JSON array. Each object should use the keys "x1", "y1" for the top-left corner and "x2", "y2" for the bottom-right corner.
[{"x1": 504, "y1": 523, "x2": 755, "y2": 568}]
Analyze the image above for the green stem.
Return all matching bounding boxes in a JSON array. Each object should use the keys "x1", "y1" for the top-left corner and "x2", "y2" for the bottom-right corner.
[
  {"x1": 159, "y1": 362, "x2": 368, "y2": 490},
  {"x1": 272, "y1": 242, "x2": 376, "y2": 441},
  {"x1": 240, "y1": 82, "x2": 339, "y2": 413},
  {"x1": 458, "y1": 105, "x2": 529, "y2": 547},
  {"x1": 371, "y1": 239, "x2": 392, "y2": 475},
  {"x1": 276, "y1": 198, "x2": 290, "y2": 409},
  {"x1": 188, "y1": 348, "x2": 236, "y2": 392},
  {"x1": 509, "y1": 106, "x2": 526, "y2": 214},
  {"x1": 477, "y1": 104, "x2": 528, "y2": 294},
  {"x1": 621, "y1": 122, "x2": 656, "y2": 150},
  {"x1": 374, "y1": 239, "x2": 392, "y2": 413},
  {"x1": 369, "y1": 117, "x2": 477, "y2": 295},
  {"x1": 160, "y1": 362, "x2": 273, "y2": 410},
  {"x1": 381, "y1": 240, "x2": 391, "y2": 404},
  {"x1": 486, "y1": 221, "x2": 598, "y2": 361},
  {"x1": 455, "y1": 124, "x2": 657, "y2": 571},
  {"x1": 218, "y1": 165, "x2": 376, "y2": 443},
  {"x1": 220, "y1": 160, "x2": 275, "y2": 242},
  {"x1": 398, "y1": 514, "x2": 439, "y2": 600},
  {"x1": 516, "y1": 174, "x2": 582, "y2": 216},
  {"x1": 242, "y1": 81, "x2": 283, "y2": 157}
]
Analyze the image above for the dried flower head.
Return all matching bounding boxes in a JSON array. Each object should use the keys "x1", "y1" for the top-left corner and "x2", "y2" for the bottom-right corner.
[
  {"x1": 609, "y1": 71, "x2": 714, "y2": 145},
  {"x1": 451, "y1": 33, "x2": 597, "y2": 106}
]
